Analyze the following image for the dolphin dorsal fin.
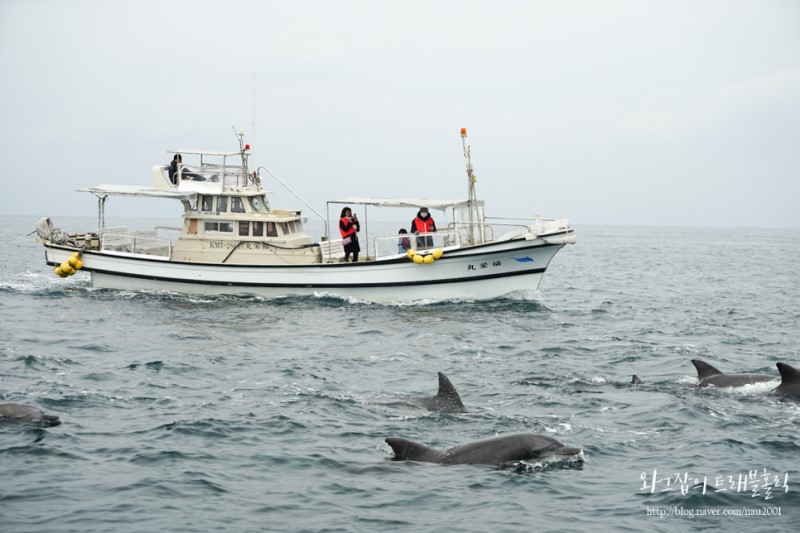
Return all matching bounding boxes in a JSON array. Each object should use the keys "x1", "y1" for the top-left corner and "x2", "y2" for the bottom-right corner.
[
  {"x1": 437, "y1": 372, "x2": 465, "y2": 410},
  {"x1": 631, "y1": 375, "x2": 642, "y2": 384},
  {"x1": 692, "y1": 359, "x2": 723, "y2": 379},
  {"x1": 777, "y1": 363, "x2": 800, "y2": 384},
  {"x1": 385, "y1": 437, "x2": 438, "y2": 461}
]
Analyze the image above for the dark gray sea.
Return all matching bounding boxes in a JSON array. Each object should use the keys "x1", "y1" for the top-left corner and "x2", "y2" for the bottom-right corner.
[{"x1": 2, "y1": 216, "x2": 799, "y2": 532}]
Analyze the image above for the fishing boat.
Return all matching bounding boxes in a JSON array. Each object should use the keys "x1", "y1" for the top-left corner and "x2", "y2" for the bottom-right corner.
[{"x1": 35, "y1": 129, "x2": 576, "y2": 302}]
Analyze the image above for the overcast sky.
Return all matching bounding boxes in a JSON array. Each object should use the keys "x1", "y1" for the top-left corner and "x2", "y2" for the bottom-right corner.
[{"x1": 2, "y1": 0, "x2": 798, "y2": 228}]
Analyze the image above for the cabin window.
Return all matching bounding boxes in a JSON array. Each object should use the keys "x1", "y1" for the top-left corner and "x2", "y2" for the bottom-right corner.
[
  {"x1": 204, "y1": 221, "x2": 233, "y2": 233},
  {"x1": 238, "y1": 221, "x2": 249, "y2": 236},
  {"x1": 217, "y1": 196, "x2": 228, "y2": 212},
  {"x1": 266, "y1": 222, "x2": 277, "y2": 237},
  {"x1": 250, "y1": 195, "x2": 269, "y2": 213},
  {"x1": 201, "y1": 196, "x2": 213, "y2": 212},
  {"x1": 282, "y1": 221, "x2": 300, "y2": 234},
  {"x1": 253, "y1": 221, "x2": 264, "y2": 237},
  {"x1": 231, "y1": 197, "x2": 245, "y2": 213}
]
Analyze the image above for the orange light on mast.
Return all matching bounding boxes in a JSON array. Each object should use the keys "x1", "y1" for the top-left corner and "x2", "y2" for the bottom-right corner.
[{"x1": 460, "y1": 128, "x2": 467, "y2": 137}]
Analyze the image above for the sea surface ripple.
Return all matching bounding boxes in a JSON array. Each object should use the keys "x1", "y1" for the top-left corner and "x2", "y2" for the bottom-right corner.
[{"x1": 2, "y1": 216, "x2": 799, "y2": 532}]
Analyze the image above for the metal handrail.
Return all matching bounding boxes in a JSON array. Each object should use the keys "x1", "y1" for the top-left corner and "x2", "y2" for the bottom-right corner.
[
  {"x1": 372, "y1": 230, "x2": 461, "y2": 259},
  {"x1": 257, "y1": 165, "x2": 327, "y2": 240},
  {"x1": 100, "y1": 232, "x2": 172, "y2": 258}
]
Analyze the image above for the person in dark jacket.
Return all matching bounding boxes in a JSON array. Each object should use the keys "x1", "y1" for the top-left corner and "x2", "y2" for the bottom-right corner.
[
  {"x1": 169, "y1": 153, "x2": 206, "y2": 182},
  {"x1": 168, "y1": 154, "x2": 182, "y2": 184},
  {"x1": 397, "y1": 228, "x2": 411, "y2": 253}
]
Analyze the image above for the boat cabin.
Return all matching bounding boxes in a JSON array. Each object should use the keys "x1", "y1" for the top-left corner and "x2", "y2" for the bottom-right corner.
[{"x1": 76, "y1": 147, "x2": 320, "y2": 265}]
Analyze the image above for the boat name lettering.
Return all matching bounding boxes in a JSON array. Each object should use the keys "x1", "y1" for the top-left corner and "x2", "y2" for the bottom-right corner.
[
  {"x1": 467, "y1": 260, "x2": 502, "y2": 271},
  {"x1": 208, "y1": 241, "x2": 273, "y2": 250}
]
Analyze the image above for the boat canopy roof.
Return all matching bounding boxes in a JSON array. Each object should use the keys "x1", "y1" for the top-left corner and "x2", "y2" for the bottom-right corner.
[
  {"x1": 328, "y1": 197, "x2": 481, "y2": 211},
  {"x1": 78, "y1": 184, "x2": 197, "y2": 201},
  {"x1": 167, "y1": 149, "x2": 242, "y2": 157}
]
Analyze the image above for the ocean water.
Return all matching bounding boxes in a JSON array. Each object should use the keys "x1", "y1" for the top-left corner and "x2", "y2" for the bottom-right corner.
[{"x1": 2, "y1": 215, "x2": 799, "y2": 532}]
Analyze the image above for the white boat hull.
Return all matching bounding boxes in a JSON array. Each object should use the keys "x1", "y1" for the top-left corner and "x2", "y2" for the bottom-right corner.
[{"x1": 43, "y1": 237, "x2": 566, "y2": 302}]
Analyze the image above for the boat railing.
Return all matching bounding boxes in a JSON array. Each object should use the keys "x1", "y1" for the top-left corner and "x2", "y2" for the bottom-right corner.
[
  {"x1": 449, "y1": 220, "x2": 555, "y2": 244},
  {"x1": 173, "y1": 163, "x2": 258, "y2": 188},
  {"x1": 100, "y1": 231, "x2": 172, "y2": 260},
  {"x1": 485, "y1": 216, "x2": 572, "y2": 239},
  {"x1": 448, "y1": 222, "x2": 495, "y2": 245},
  {"x1": 373, "y1": 230, "x2": 461, "y2": 260},
  {"x1": 319, "y1": 238, "x2": 345, "y2": 263},
  {"x1": 220, "y1": 167, "x2": 259, "y2": 188}
]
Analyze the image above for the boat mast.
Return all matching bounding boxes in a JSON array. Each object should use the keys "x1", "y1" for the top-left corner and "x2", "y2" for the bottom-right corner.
[
  {"x1": 461, "y1": 128, "x2": 479, "y2": 245},
  {"x1": 251, "y1": 73, "x2": 256, "y2": 164},
  {"x1": 233, "y1": 127, "x2": 249, "y2": 176}
]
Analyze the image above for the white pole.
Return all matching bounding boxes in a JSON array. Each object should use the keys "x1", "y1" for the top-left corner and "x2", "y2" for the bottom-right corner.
[
  {"x1": 461, "y1": 128, "x2": 478, "y2": 245},
  {"x1": 251, "y1": 73, "x2": 256, "y2": 162}
]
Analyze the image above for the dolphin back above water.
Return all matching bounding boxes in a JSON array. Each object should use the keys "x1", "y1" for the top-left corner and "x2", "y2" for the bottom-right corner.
[
  {"x1": 386, "y1": 433, "x2": 583, "y2": 466},
  {"x1": 776, "y1": 363, "x2": 800, "y2": 399},
  {"x1": 383, "y1": 372, "x2": 467, "y2": 413},
  {"x1": 691, "y1": 359, "x2": 777, "y2": 388},
  {"x1": 0, "y1": 403, "x2": 61, "y2": 426},
  {"x1": 416, "y1": 372, "x2": 466, "y2": 413}
]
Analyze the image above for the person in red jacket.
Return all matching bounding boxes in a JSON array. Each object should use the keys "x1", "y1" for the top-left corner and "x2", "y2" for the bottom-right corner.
[
  {"x1": 410, "y1": 207, "x2": 436, "y2": 249},
  {"x1": 339, "y1": 206, "x2": 360, "y2": 262}
]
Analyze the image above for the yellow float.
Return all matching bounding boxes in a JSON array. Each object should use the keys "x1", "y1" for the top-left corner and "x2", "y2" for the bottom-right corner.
[
  {"x1": 54, "y1": 251, "x2": 84, "y2": 277},
  {"x1": 407, "y1": 248, "x2": 444, "y2": 265}
]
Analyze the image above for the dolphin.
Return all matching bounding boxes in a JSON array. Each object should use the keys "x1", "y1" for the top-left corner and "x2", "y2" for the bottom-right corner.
[
  {"x1": 631, "y1": 375, "x2": 642, "y2": 384},
  {"x1": 775, "y1": 363, "x2": 800, "y2": 400},
  {"x1": 383, "y1": 372, "x2": 466, "y2": 413},
  {"x1": 415, "y1": 372, "x2": 466, "y2": 413},
  {"x1": 691, "y1": 359, "x2": 777, "y2": 388},
  {"x1": 385, "y1": 433, "x2": 583, "y2": 466},
  {"x1": 0, "y1": 403, "x2": 61, "y2": 426}
]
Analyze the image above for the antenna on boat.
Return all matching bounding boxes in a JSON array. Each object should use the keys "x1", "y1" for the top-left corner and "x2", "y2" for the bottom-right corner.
[
  {"x1": 251, "y1": 72, "x2": 256, "y2": 161},
  {"x1": 461, "y1": 128, "x2": 480, "y2": 245},
  {"x1": 233, "y1": 126, "x2": 249, "y2": 175}
]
